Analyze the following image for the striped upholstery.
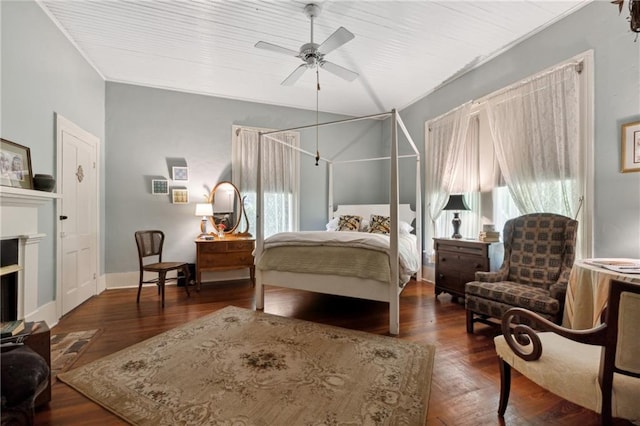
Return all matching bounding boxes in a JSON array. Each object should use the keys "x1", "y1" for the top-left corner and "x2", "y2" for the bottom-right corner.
[{"x1": 465, "y1": 213, "x2": 578, "y2": 331}]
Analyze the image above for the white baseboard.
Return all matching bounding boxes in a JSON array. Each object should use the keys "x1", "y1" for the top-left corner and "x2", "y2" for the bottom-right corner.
[
  {"x1": 422, "y1": 264, "x2": 435, "y2": 283},
  {"x1": 24, "y1": 300, "x2": 58, "y2": 329},
  {"x1": 105, "y1": 270, "x2": 251, "y2": 289}
]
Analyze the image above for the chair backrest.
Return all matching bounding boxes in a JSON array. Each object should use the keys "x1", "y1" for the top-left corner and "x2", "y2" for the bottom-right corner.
[
  {"x1": 134, "y1": 230, "x2": 165, "y2": 266},
  {"x1": 600, "y1": 279, "x2": 640, "y2": 420},
  {"x1": 501, "y1": 213, "x2": 577, "y2": 289}
]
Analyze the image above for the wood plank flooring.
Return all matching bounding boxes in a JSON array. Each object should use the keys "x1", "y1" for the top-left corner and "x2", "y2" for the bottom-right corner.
[{"x1": 34, "y1": 279, "x2": 629, "y2": 425}]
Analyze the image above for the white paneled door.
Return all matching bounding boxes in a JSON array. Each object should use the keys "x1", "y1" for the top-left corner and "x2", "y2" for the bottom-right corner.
[{"x1": 57, "y1": 115, "x2": 99, "y2": 315}]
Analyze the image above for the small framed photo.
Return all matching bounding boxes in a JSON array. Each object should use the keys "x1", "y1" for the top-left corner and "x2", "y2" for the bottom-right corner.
[
  {"x1": 151, "y1": 179, "x2": 169, "y2": 195},
  {"x1": 172, "y1": 188, "x2": 189, "y2": 204},
  {"x1": 621, "y1": 120, "x2": 640, "y2": 173},
  {"x1": 172, "y1": 166, "x2": 189, "y2": 182},
  {"x1": 1, "y1": 138, "x2": 33, "y2": 189}
]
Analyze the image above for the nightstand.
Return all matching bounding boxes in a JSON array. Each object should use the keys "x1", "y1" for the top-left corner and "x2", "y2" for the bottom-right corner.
[
  {"x1": 194, "y1": 236, "x2": 255, "y2": 289},
  {"x1": 433, "y1": 238, "x2": 496, "y2": 301}
]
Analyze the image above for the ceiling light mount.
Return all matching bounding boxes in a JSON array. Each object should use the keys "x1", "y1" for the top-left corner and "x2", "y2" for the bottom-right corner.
[{"x1": 304, "y1": 3, "x2": 322, "y2": 20}]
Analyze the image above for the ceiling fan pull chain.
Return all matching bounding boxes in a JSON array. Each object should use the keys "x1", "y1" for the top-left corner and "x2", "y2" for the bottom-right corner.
[{"x1": 315, "y1": 68, "x2": 320, "y2": 166}]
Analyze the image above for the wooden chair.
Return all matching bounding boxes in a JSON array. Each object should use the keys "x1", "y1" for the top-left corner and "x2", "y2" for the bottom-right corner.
[
  {"x1": 134, "y1": 230, "x2": 190, "y2": 307},
  {"x1": 465, "y1": 213, "x2": 577, "y2": 333},
  {"x1": 495, "y1": 279, "x2": 640, "y2": 425}
]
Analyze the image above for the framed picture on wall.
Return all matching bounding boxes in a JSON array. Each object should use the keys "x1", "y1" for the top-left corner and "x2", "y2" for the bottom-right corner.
[
  {"x1": 172, "y1": 166, "x2": 189, "y2": 182},
  {"x1": 172, "y1": 188, "x2": 189, "y2": 204},
  {"x1": 621, "y1": 120, "x2": 640, "y2": 173},
  {"x1": 1, "y1": 138, "x2": 33, "y2": 189},
  {"x1": 151, "y1": 179, "x2": 169, "y2": 195}
]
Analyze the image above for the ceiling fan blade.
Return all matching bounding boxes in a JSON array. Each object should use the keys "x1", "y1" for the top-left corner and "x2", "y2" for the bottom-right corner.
[
  {"x1": 282, "y1": 64, "x2": 308, "y2": 86},
  {"x1": 318, "y1": 27, "x2": 355, "y2": 55},
  {"x1": 255, "y1": 41, "x2": 299, "y2": 57},
  {"x1": 319, "y1": 61, "x2": 358, "y2": 82}
]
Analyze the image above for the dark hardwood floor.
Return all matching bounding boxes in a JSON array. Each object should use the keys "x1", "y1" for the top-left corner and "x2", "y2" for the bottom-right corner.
[{"x1": 34, "y1": 279, "x2": 627, "y2": 425}]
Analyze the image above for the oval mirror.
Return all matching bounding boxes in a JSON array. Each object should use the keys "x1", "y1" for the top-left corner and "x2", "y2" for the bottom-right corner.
[{"x1": 208, "y1": 181, "x2": 242, "y2": 234}]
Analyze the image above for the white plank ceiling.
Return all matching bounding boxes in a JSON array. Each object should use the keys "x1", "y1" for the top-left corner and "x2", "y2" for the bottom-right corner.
[{"x1": 39, "y1": 0, "x2": 590, "y2": 116}]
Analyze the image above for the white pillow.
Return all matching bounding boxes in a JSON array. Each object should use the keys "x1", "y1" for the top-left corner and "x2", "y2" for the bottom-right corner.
[
  {"x1": 360, "y1": 219, "x2": 370, "y2": 232},
  {"x1": 399, "y1": 221, "x2": 414, "y2": 235},
  {"x1": 326, "y1": 217, "x2": 339, "y2": 231}
]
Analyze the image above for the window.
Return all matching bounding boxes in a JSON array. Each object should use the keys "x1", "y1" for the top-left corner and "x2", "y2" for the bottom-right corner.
[
  {"x1": 426, "y1": 51, "x2": 593, "y2": 259},
  {"x1": 232, "y1": 126, "x2": 300, "y2": 238}
]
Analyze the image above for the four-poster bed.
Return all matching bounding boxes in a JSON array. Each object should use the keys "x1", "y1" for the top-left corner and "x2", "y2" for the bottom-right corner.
[{"x1": 254, "y1": 110, "x2": 422, "y2": 335}]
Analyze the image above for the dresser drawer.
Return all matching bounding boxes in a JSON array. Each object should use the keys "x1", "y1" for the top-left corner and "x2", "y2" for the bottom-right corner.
[
  {"x1": 226, "y1": 240, "x2": 254, "y2": 252},
  {"x1": 199, "y1": 251, "x2": 253, "y2": 268},
  {"x1": 198, "y1": 240, "x2": 255, "y2": 254}
]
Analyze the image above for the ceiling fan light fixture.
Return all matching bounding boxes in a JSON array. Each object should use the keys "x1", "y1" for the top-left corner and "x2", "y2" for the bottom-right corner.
[{"x1": 254, "y1": 3, "x2": 357, "y2": 86}]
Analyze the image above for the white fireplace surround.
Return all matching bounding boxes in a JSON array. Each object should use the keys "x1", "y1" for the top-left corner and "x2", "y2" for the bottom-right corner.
[{"x1": 0, "y1": 186, "x2": 59, "y2": 321}]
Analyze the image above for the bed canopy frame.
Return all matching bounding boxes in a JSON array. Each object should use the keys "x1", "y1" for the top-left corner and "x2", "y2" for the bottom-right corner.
[{"x1": 255, "y1": 109, "x2": 422, "y2": 335}]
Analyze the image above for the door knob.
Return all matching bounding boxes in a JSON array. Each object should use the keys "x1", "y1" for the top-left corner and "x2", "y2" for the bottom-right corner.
[{"x1": 60, "y1": 215, "x2": 68, "y2": 220}]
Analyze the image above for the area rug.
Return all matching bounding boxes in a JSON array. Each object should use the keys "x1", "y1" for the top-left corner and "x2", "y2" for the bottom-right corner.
[
  {"x1": 50, "y1": 328, "x2": 101, "y2": 382},
  {"x1": 58, "y1": 306, "x2": 435, "y2": 425}
]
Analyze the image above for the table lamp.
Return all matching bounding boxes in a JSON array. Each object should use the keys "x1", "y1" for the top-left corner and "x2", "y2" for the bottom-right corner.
[
  {"x1": 442, "y1": 194, "x2": 470, "y2": 239},
  {"x1": 195, "y1": 203, "x2": 213, "y2": 236}
]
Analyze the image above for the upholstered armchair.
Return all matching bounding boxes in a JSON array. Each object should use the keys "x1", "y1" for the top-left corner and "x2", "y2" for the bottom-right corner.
[
  {"x1": 465, "y1": 213, "x2": 578, "y2": 333},
  {"x1": 494, "y1": 279, "x2": 640, "y2": 424}
]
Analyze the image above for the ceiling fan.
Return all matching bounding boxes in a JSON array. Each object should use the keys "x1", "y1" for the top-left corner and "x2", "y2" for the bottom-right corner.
[{"x1": 255, "y1": 3, "x2": 358, "y2": 86}]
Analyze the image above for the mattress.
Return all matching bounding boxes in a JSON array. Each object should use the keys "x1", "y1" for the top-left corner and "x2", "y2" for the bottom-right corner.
[{"x1": 257, "y1": 231, "x2": 420, "y2": 285}]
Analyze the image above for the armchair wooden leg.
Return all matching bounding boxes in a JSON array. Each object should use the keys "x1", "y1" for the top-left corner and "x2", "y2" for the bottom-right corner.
[
  {"x1": 498, "y1": 359, "x2": 511, "y2": 417},
  {"x1": 466, "y1": 309, "x2": 474, "y2": 334}
]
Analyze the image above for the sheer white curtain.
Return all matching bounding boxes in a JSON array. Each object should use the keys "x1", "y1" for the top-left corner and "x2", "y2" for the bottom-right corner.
[
  {"x1": 232, "y1": 126, "x2": 300, "y2": 238},
  {"x1": 485, "y1": 63, "x2": 581, "y2": 217},
  {"x1": 425, "y1": 101, "x2": 472, "y2": 253}
]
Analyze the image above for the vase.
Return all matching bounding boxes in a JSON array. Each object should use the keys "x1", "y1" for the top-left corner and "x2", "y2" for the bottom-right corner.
[{"x1": 33, "y1": 174, "x2": 56, "y2": 192}]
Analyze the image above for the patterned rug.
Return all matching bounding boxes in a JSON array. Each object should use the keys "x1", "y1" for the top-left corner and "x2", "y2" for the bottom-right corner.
[
  {"x1": 50, "y1": 329, "x2": 101, "y2": 382},
  {"x1": 58, "y1": 306, "x2": 435, "y2": 425}
]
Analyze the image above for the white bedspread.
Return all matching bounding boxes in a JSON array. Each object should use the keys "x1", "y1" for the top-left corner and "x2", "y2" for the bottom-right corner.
[{"x1": 262, "y1": 231, "x2": 421, "y2": 282}]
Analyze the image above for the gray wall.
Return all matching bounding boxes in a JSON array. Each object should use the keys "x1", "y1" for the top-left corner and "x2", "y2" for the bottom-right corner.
[
  {"x1": 105, "y1": 82, "x2": 385, "y2": 273},
  {"x1": 1, "y1": 1, "x2": 105, "y2": 305},
  {"x1": 398, "y1": 1, "x2": 640, "y2": 258}
]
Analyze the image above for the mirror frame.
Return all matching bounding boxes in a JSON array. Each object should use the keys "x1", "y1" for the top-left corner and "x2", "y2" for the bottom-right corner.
[{"x1": 207, "y1": 181, "x2": 242, "y2": 234}]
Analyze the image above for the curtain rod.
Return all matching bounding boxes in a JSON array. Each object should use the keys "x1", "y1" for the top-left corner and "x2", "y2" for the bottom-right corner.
[{"x1": 474, "y1": 60, "x2": 583, "y2": 106}]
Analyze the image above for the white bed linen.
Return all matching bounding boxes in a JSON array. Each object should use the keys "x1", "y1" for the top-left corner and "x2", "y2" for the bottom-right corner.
[{"x1": 262, "y1": 231, "x2": 421, "y2": 283}]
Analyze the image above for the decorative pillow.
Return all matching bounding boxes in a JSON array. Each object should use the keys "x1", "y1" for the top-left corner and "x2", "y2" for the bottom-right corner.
[
  {"x1": 337, "y1": 215, "x2": 362, "y2": 232},
  {"x1": 326, "y1": 217, "x2": 339, "y2": 231},
  {"x1": 368, "y1": 215, "x2": 391, "y2": 234},
  {"x1": 360, "y1": 219, "x2": 370, "y2": 232}
]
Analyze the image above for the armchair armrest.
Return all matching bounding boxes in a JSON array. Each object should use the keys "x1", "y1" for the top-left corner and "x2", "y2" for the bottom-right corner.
[
  {"x1": 549, "y1": 262, "x2": 573, "y2": 300},
  {"x1": 475, "y1": 270, "x2": 507, "y2": 282},
  {"x1": 549, "y1": 281, "x2": 567, "y2": 301},
  {"x1": 500, "y1": 307, "x2": 608, "y2": 362}
]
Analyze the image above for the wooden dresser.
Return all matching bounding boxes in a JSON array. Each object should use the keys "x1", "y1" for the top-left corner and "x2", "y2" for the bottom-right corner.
[
  {"x1": 194, "y1": 236, "x2": 255, "y2": 289},
  {"x1": 433, "y1": 238, "x2": 495, "y2": 301}
]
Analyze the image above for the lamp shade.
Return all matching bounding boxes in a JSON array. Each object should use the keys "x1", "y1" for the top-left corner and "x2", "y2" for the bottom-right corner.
[
  {"x1": 442, "y1": 194, "x2": 470, "y2": 211},
  {"x1": 195, "y1": 203, "x2": 213, "y2": 217}
]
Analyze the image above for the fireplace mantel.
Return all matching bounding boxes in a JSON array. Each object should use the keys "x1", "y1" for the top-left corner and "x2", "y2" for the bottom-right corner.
[
  {"x1": 0, "y1": 186, "x2": 59, "y2": 321},
  {"x1": 0, "y1": 186, "x2": 60, "y2": 206}
]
